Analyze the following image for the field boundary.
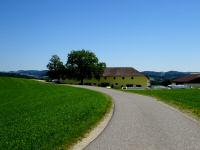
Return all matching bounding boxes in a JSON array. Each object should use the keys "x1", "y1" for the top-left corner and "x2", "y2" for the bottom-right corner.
[{"x1": 70, "y1": 100, "x2": 114, "y2": 150}]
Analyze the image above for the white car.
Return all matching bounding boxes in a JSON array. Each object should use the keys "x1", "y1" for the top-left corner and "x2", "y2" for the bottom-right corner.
[
  {"x1": 52, "y1": 79, "x2": 60, "y2": 83},
  {"x1": 121, "y1": 86, "x2": 127, "y2": 90},
  {"x1": 168, "y1": 85, "x2": 191, "y2": 89}
]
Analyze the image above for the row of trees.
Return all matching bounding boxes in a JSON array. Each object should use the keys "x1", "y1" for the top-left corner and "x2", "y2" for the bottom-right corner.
[{"x1": 47, "y1": 49, "x2": 106, "y2": 85}]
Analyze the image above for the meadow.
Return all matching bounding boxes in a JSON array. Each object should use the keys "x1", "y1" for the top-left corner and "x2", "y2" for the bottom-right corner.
[
  {"x1": 125, "y1": 89, "x2": 200, "y2": 119},
  {"x1": 0, "y1": 77, "x2": 111, "y2": 150}
]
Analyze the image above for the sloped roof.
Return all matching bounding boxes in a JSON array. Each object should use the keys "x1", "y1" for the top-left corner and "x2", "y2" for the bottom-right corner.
[
  {"x1": 103, "y1": 67, "x2": 144, "y2": 77},
  {"x1": 173, "y1": 74, "x2": 200, "y2": 83}
]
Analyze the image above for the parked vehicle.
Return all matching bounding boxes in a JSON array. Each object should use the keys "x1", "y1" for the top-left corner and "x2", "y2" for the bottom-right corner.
[
  {"x1": 151, "y1": 85, "x2": 169, "y2": 89},
  {"x1": 121, "y1": 86, "x2": 127, "y2": 90},
  {"x1": 168, "y1": 85, "x2": 192, "y2": 89},
  {"x1": 52, "y1": 79, "x2": 60, "y2": 84}
]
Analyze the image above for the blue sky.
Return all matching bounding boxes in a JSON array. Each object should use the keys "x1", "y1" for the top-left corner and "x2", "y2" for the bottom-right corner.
[{"x1": 0, "y1": 0, "x2": 200, "y2": 72}]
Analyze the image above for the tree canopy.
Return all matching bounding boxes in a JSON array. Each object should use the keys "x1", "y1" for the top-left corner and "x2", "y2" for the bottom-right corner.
[
  {"x1": 66, "y1": 50, "x2": 106, "y2": 84},
  {"x1": 47, "y1": 55, "x2": 65, "y2": 79},
  {"x1": 47, "y1": 50, "x2": 106, "y2": 84}
]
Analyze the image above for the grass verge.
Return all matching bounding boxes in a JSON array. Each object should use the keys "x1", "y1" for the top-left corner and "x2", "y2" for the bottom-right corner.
[
  {"x1": 0, "y1": 77, "x2": 111, "y2": 150},
  {"x1": 124, "y1": 89, "x2": 200, "y2": 119}
]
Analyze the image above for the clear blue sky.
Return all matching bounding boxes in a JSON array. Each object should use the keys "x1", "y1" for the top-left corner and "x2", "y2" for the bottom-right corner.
[{"x1": 0, "y1": 0, "x2": 200, "y2": 72}]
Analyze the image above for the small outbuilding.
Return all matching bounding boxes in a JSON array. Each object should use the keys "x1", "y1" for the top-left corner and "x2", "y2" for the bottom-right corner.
[{"x1": 173, "y1": 73, "x2": 200, "y2": 88}]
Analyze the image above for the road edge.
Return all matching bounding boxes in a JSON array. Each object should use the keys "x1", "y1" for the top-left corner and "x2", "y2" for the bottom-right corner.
[
  {"x1": 70, "y1": 101, "x2": 114, "y2": 150},
  {"x1": 124, "y1": 90, "x2": 200, "y2": 125}
]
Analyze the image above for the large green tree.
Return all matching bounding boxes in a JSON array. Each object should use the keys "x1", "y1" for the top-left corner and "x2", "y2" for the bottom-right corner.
[
  {"x1": 66, "y1": 50, "x2": 106, "y2": 84},
  {"x1": 47, "y1": 55, "x2": 65, "y2": 79}
]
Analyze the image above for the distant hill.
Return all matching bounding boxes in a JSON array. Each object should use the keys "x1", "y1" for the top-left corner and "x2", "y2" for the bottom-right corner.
[
  {"x1": 11, "y1": 70, "x2": 48, "y2": 78},
  {"x1": 142, "y1": 71, "x2": 191, "y2": 82},
  {"x1": 0, "y1": 72, "x2": 35, "y2": 79},
  {"x1": 0, "y1": 70, "x2": 48, "y2": 79}
]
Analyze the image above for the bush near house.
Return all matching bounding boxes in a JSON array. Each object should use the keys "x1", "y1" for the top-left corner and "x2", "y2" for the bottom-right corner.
[{"x1": 0, "y1": 77, "x2": 111, "y2": 150}]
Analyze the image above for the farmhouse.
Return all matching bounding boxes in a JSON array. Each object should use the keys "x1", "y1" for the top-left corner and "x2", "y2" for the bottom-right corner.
[
  {"x1": 82, "y1": 67, "x2": 150, "y2": 88},
  {"x1": 173, "y1": 73, "x2": 200, "y2": 88}
]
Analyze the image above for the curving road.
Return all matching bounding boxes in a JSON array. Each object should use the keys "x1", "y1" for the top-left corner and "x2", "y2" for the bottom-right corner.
[{"x1": 75, "y1": 86, "x2": 200, "y2": 150}]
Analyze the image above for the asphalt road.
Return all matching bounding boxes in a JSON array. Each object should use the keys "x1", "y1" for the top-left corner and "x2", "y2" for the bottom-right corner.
[{"x1": 76, "y1": 86, "x2": 200, "y2": 150}]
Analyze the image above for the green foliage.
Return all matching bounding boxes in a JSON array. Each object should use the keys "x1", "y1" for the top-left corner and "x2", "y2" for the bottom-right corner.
[
  {"x1": 94, "y1": 62, "x2": 106, "y2": 80},
  {"x1": 66, "y1": 49, "x2": 106, "y2": 84},
  {"x1": 151, "y1": 80, "x2": 172, "y2": 86},
  {"x1": 126, "y1": 89, "x2": 200, "y2": 118},
  {"x1": 0, "y1": 77, "x2": 111, "y2": 150},
  {"x1": 47, "y1": 55, "x2": 65, "y2": 79}
]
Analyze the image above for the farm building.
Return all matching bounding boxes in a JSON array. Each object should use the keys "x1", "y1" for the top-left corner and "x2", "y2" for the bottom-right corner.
[
  {"x1": 65, "y1": 67, "x2": 150, "y2": 88},
  {"x1": 173, "y1": 73, "x2": 200, "y2": 88}
]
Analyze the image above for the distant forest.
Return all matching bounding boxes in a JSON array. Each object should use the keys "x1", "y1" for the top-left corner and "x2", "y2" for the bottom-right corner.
[{"x1": 0, "y1": 70, "x2": 48, "y2": 79}]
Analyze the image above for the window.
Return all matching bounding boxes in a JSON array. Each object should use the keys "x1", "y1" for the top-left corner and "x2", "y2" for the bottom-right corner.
[
  {"x1": 126, "y1": 84, "x2": 133, "y2": 87},
  {"x1": 131, "y1": 77, "x2": 134, "y2": 79},
  {"x1": 122, "y1": 77, "x2": 125, "y2": 80},
  {"x1": 136, "y1": 85, "x2": 142, "y2": 87}
]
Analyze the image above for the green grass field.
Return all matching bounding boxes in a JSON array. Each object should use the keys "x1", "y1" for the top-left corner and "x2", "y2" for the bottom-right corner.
[
  {"x1": 0, "y1": 77, "x2": 111, "y2": 150},
  {"x1": 125, "y1": 89, "x2": 200, "y2": 119}
]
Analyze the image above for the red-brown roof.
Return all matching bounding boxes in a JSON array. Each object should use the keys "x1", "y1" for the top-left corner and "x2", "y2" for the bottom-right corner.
[
  {"x1": 173, "y1": 74, "x2": 200, "y2": 83},
  {"x1": 103, "y1": 67, "x2": 144, "y2": 77}
]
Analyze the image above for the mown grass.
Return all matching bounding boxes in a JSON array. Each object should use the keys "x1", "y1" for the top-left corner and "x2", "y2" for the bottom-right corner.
[
  {"x1": 0, "y1": 77, "x2": 111, "y2": 150},
  {"x1": 125, "y1": 89, "x2": 200, "y2": 119}
]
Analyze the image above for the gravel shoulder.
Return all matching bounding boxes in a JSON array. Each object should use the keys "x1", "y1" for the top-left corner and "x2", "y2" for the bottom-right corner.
[{"x1": 74, "y1": 86, "x2": 200, "y2": 150}]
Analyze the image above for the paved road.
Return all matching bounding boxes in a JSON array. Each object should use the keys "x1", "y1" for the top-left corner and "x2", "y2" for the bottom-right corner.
[{"x1": 75, "y1": 86, "x2": 200, "y2": 150}]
